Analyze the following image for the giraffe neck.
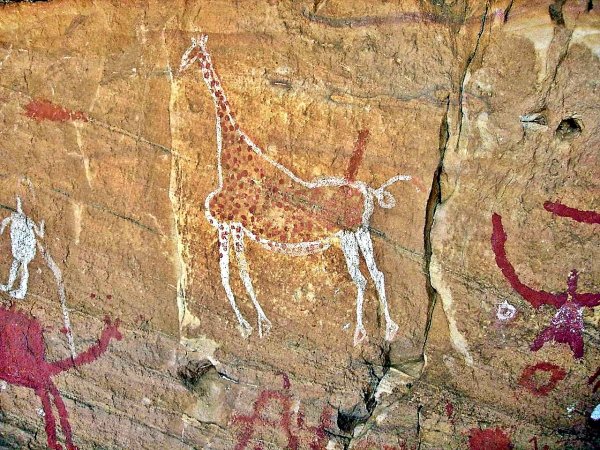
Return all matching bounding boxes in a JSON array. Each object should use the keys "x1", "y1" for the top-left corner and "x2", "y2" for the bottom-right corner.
[{"x1": 197, "y1": 48, "x2": 236, "y2": 128}]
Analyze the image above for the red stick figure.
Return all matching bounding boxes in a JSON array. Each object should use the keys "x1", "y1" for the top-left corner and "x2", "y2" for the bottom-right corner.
[
  {"x1": 0, "y1": 305, "x2": 122, "y2": 449},
  {"x1": 491, "y1": 214, "x2": 600, "y2": 358},
  {"x1": 232, "y1": 374, "x2": 332, "y2": 450}
]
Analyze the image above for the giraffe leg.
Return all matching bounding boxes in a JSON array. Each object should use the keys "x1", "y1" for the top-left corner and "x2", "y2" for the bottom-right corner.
[
  {"x1": 340, "y1": 230, "x2": 368, "y2": 346},
  {"x1": 37, "y1": 388, "x2": 62, "y2": 450},
  {"x1": 231, "y1": 224, "x2": 272, "y2": 338},
  {"x1": 0, "y1": 259, "x2": 19, "y2": 292},
  {"x1": 49, "y1": 382, "x2": 78, "y2": 450},
  {"x1": 217, "y1": 223, "x2": 252, "y2": 338},
  {"x1": 355, "y1": 227, "x2": 399, "y2": 342}
]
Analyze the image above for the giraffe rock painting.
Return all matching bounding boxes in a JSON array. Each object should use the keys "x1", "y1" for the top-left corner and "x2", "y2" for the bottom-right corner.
[
  {"x1": 179, "y1": 35, "x2": 412, "y2": 345},
  {"x1": 491, "y1": 213, "x2": 600, "y2": 358},
  {"x1": 0, "y1": 307, "x2": 122, "y2": 450}
]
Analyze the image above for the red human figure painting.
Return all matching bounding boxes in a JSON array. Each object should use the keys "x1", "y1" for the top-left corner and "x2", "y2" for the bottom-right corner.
[
  {"x1": 0, "y1": 305, "x2": 122, "y2": 450},
  {"x1": 232, "y1": 374, "x2": 332, "y2": 450},
  {"x1": 491, "y1": 213, "x2": 600, "y2": 358}
]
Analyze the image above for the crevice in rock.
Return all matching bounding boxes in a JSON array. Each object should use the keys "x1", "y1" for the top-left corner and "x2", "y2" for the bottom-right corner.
[
  {"x1": 338, "y1": 344, "x2": 392, "y2": 449},
  {"x1": 421, "y1": 95, "x2": 450, "y2": 354},
  {"x1": 587, "y1": 0, "x2": 594, "y2": 12},
  {"x1": 177, "y1": 359, "x2": 215, "y2": 391},
  {"x1": 421, "y1": 2, "x2": 489, "y2": 355},
  {"x1": 455, "y1": 2, "x2": 490, "y2": 148},
  {"x1": 549, "y1": 0, "x2": 567, "y2": 26},
  {"x1": 504, "y1": 0, "x2": 515, "y2": 23}
]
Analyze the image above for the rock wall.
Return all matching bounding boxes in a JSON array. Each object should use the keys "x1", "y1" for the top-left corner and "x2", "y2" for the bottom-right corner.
[{"x1": 0, "y1": 0, "x2": 598, "y2": 448}]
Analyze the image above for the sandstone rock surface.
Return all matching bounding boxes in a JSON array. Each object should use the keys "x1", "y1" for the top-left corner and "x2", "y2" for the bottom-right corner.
[{"x1": 0, "y1": 0, "x2": 598, "y2": 448}]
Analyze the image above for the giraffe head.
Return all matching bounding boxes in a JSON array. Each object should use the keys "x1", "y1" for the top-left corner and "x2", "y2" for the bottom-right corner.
[
  {"x1": 15, "y1": 196, "x2": 22, "y2": 214},
  {"x1": 179, "y1": 34, "x2": 209, "y2": 72}
]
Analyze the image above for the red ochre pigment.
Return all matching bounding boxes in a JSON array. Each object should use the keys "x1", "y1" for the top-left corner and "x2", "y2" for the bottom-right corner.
[
  {"x1": 544, "y1": 201, "x2": 600, "y2": 225},
  {"x1": 468, "y1": 427, "x2": 513, "y2": 450},
  {"x1": 232, "y1": 374, "x2": 332, "y2": 450},
  {"x1": 491, "y1": 213, "x2": 600, "y2": 358},
  {"x1": 23, "y1": 99, "x2": 88, "y2": 122},
  {"x1": 0, "y1": 306, "x2": 122, "y2": 450},
  {"x1": 518, "y1": 362, "x2": 567, "y2": 396}
]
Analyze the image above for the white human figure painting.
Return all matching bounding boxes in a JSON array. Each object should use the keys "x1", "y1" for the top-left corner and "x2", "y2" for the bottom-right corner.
[
  {"x1": 0, "y1": 196, "x2": 77, "y2": 357},
  {"x1": 0, "y1": 197, "x2": 44, "y2": 300},
  {"x1": 180, "y1": 36, "x2": 412, "y2": 345}
]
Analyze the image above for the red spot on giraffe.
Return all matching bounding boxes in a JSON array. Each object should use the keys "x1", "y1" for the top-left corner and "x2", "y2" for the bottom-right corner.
[
  {"x1": 468, "y1": 427, "x2": 513, "y2": 450},
  {"x1": 518, "y1": 362, "x2": 566, "y2": 396},
  {"x1": 0, "y1": 305, "x2": 122, "y2": 450},
  {"x1": 23, "y1": 99, "x2": 88, "y2": 123}
]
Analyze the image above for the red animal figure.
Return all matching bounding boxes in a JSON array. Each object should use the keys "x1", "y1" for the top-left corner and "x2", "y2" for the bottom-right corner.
[
  {"x1": 0, "y1": 305, "x2": 122, "y2": 449},
  {"x1": 491, "y1": 213, "x2": 600, "y2": 358},
  {"x1": 179, "y1": 35, "x2": 412, "y2": 345},
  {"x1": 231, "y1": 374, "x2": 332, "y2": 450}
]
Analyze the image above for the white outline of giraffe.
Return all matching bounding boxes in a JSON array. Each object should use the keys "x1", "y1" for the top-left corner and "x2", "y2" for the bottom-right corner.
[{"x1": 180, "y1": 35, "x2": 411, "y2": 345}]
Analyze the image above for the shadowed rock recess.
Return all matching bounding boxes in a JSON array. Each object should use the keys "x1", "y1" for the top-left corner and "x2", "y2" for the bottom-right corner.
[{"x1": 0, "y1": 0, "x2": 598, "y2": 448}]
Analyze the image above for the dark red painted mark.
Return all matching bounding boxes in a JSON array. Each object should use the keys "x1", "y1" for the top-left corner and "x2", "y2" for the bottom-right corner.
[
  {"x1": 23, "y1": 99, "x2": 88, "y2": 123},
  {"x1": 354, "y1": 440, "x2": 413, "y2": 450},
  {"x1": 468, "y1": 427, "x2": 513, "y2": 450},
  {"x1": 518, "y1": 362, "x2": 566, "y2": 396},
  {"x1": 589, "y1": 366, "x2": 600, "y2": 393},
  {"x1": 345, "y1": 129, "x2": 369, "y2": 183},
  {"x1": 0, "y1": 306, "x2": 121, "y2": 450},
  {"x1": 529, "y1": 436, "x2": 550, "y2": 450},
  {"x1": 232, "y1": 374, "x2": 332, "y2": 450},
  {"x1": 544, "y1": 201, "x2": 600, "y2": 225},
  {"x1": 106, "y1": 295, "x2": 112, "y2": 301},
  {"x1": 445, "y1": 401, "x2": 454, "y2": 420},
  {"x1": 491, "y1": 214, "x2": 600, "y2": 358},
  {"x1": 90, "y1": 293, "x2": 96, "y2": 299},
  {"x1": 281, "y1": 372, "x2": 291, "y2": 390}
]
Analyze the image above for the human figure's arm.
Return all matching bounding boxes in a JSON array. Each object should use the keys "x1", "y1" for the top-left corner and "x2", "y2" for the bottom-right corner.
[
  {"x1": 0, "y1": 216, "x2": 11, "y2": 235},
  {"x1": 34, "y1": 219, "x2": 45, "y2": 238}
]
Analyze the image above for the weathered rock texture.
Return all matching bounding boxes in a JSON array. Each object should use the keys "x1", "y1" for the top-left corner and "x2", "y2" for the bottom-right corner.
[{"x1": 0, "y1": 0, "x2": 598, "y2": 448}]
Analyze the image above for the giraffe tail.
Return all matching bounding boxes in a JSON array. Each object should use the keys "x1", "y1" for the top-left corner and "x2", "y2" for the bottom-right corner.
[{"x1": 369, "y1": 175, "x2": 411, "y2": 209}]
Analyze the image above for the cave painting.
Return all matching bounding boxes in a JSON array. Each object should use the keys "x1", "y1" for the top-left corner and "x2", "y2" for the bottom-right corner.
[
  {"x1": 231, "y1": 373, "x2": 332, "y2": 450},
  {"x1": 0, "y1": 307, "x2": 122, "y2": 450},
  {"x1": 589, "y1": 366, "x2": 600, "y2": 393},
  {"x1": 518, "y1": 362, "x2": 566, "y2": 396},
  {"x1": 180, "y1": 35, "x2": 412, "y2": 345},
  {"x1": 0, "y1": 196, "x2": 45, "y2": 300},
  {"x1": 491, "y1": 213, "x2": 600, "y2": 358},
  {"x1": 0, "y1": 197, "x2": 76, "y2": 357},
  {"x1": 544, "y1": 201, "x2": 600, "y2": 225}
]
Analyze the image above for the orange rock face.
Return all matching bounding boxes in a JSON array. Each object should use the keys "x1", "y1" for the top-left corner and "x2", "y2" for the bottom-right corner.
[{"x1": 0, "y1": 0, "x2": 598, "y2": 449}]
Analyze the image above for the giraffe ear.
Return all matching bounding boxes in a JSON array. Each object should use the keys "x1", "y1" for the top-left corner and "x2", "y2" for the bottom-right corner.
[{"x1": 191, "y1": 36, "x2": 197, "y2": 46}]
